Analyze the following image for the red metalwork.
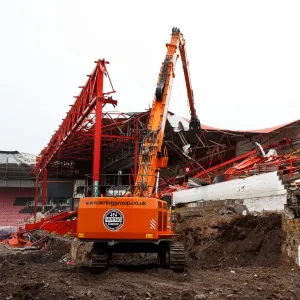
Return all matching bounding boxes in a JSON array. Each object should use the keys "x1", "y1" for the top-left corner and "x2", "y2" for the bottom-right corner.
[
  {"x1": 41, "y1": 169, "x2": 47, "y2": 214},
  {"x1": 93, "y1": 60, "x2": 107, "y2": 196},
  {"x1": 33, "y1": 175, "x2": 39, "y2": 223},
  {"x1": 29, "y1": 60, "x2": 151, "y2": 227},
  {"x1": 225, "y1": 156, "x2": 300, "y2": 180},
  {"x1": 40, "y1": 219, "x2": 77, "y2": 236},
  {"x1": 26, "y1": 210, "x2": 77, "y2": 232},
  {"x1": 93, "y1": 95, "x2": 103, "y2": 195},
  {"x1": 34, "y1": 110, "x2": 147, "y2": 173},
  {"x1": 192, "y1": 141, "x2": 289, "y2": 181},
  {"x1": 28, "y1": 53, "x2": 300, "y2": 235},
  {"x1": 193, "y1": 149, "x2": 260, "y2": 179},
  {"x1": 33, "y1": 59, "x2": 117, "y2": 175},
  {"x1": 2, "y1": 231, "x2": 49, "y2": 250}
]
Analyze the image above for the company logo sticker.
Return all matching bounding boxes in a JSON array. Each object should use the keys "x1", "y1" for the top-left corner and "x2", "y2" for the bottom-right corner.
[{"x1": 103, "y1": 209, "x2": 124, "y2": 231}]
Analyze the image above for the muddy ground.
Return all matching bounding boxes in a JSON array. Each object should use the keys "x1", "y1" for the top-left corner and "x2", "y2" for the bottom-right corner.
[{"x1": 1, "y1": 213, "x2": 300, "y2": 300}]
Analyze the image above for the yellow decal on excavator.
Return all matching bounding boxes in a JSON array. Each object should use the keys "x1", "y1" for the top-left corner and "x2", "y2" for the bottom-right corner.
[
  {"x1": 145, "y1": 234, "x2": 154, "y2": 239},
  {"x1": 78, "y1": 233, "x2": 85, "y2": 238}
]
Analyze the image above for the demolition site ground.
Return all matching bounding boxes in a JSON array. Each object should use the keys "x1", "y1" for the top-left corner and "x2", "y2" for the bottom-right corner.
[{"x1": 1, "y1": 214, "x2": 300, "y2": 300}]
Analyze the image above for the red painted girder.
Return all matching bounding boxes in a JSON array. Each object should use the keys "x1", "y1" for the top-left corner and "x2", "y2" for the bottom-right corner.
[
  {"x1": 34, "y1": 60, "x2": 116, "y2": 174},
  {"x1": 72, "y1": 133, "x2": 138, "y2": 140},
  {"x1": 193, "y1": 140, "x2": 289, "y2": 179},
  {"x1": 37, "y1": 112, "x2": 147, "y2": 169}
]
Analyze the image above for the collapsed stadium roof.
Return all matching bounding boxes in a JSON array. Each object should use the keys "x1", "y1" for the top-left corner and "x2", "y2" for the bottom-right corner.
[
  {"x1": 34, "y1": 108, "x2": 300, "y2": 178},
  {"x1": 31, "y1": 60, "x2": 300, "y2": 180},
  {"x1": 0, "y1": 151, "x2": 36, "y2": 181}
]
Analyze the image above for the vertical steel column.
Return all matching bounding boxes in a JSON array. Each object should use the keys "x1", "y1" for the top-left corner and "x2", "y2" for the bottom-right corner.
[
  {"x1": 93, "y1": 61, "x2": 104, "y2": 196},
  {"x1": 33, "y1": 174, "x2": 39, "y2": 223},
  {"x1": 41, "y1": 169, "x2": 47, "y2": 215}
]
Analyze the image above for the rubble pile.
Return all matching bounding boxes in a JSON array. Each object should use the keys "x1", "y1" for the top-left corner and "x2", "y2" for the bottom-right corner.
[{"x1": 177, "y1": 213, "x2": 285, "y2": 268}]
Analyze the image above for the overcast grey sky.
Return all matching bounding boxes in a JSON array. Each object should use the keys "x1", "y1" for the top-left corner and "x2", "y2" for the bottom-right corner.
[{"x1": 0, "y1": 0, "x2": 299, "y2": 154}]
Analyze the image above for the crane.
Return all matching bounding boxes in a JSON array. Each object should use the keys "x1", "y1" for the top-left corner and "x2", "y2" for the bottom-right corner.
[{"x1": 77, "y1": 27, "x2": 200, "y2": 273}]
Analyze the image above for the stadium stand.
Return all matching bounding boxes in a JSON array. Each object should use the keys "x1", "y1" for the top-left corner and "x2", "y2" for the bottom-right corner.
[
  {"x1": 0, "y1": 151, "x2": 36, "y2": 226},
  {"x1": 0, "y1": 187, "x2": 34, "y2": 226}
]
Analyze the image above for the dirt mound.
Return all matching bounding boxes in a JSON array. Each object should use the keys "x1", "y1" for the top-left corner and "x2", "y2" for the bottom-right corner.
[
  {"x1": 178, "y1": 213, "x2": 285, "y2": 269},
  {"x1": 1, "y1": 246, "x2": 300, "y2": 300}
]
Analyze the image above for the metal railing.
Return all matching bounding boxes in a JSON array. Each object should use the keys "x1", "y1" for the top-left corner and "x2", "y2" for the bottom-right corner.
[
  {"x1": 200, "y1": 156, "x2": 300, "y2": 184},
  {"x1": 26, "y1": 200, "x2": 69, "y2": 207},
  {"x1": 81, "y1": 173, "x2": 159, "y2": 197}
]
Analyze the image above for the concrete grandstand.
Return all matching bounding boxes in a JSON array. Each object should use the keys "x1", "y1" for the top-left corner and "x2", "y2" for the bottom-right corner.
[{"x1": 0, "y1": 151, "x2": 36, "y2": 230}]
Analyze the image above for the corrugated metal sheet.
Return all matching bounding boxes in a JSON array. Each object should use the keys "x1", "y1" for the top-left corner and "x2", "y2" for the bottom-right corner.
[{"x1": 0, "y1": 151, "x2": 36, "y2": 180}]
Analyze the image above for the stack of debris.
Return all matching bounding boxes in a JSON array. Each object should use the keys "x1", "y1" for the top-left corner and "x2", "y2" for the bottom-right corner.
[
  {"x1": 0, "y1": 230, "x2": 49, "y2": 251},
  {"x1": 0, "y1": 226, "x2": 17, "y2": 240},
  {"x1": 287, "y1": 180, "x2": 300, "y2": 217}
]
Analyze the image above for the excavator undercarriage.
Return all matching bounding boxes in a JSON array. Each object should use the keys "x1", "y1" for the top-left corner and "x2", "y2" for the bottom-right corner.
[{"x1": 90, "y1": 240, "x2": 185, "y2": 273}]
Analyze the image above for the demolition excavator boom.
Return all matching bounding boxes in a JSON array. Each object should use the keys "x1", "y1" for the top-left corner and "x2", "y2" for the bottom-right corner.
[{"x1": 134, "y1": 27, "x2": 201, "y2": 198}]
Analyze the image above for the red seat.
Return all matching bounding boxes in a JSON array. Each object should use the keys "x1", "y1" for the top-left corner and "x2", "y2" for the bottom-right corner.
[{"x1": 0, "y1": 188, "x2": 35, "y2": 226}]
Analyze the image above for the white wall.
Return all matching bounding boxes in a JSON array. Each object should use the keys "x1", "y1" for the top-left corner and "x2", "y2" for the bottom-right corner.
[
  {"x1": 173, "y1": 171, "x2": 287, "y2": 213},
  {"x1": 242, "y1": 195, "x2": 286, "y2": 212}
]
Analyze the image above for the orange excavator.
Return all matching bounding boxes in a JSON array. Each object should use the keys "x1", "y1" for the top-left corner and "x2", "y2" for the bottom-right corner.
[{"x1": 77, "y1": 27, "x2": 200, "y2": 272}]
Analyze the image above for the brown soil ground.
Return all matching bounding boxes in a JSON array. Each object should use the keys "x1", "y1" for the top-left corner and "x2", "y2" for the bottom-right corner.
[
  {"x1": 177, "y1": 213, "x2": 285, "y2": 268},
  {"x1": 0, "y1": 213, "x2": 300, "y2": 300}
]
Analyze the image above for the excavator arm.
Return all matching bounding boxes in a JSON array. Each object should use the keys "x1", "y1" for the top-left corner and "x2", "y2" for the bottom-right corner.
[
  {"x1": 179, "y1": 38, "x2": 201, "y2": 131},
  {"x1": 134, "y1": 27, "x2": 200, "y2": 197}
]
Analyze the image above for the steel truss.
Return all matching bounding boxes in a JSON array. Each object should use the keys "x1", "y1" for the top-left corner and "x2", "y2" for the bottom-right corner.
[
  {"x1": 158, "y1": 120, "x2": 300, "y2": 189},
  {"x1": 184, "y1": 121, "x2": 300, "y2": 184},
  {"x1": 32, "y1": 60, "x2": 153, "y2": 220}
]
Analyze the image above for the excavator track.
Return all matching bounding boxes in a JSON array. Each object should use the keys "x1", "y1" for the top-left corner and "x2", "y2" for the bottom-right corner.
[
  {"x1": 169, "y1": 241, "x2": 185, "y2": 272},
  {"x1": 90, "y1": 244, "x2": 109, "y2": 273}
]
